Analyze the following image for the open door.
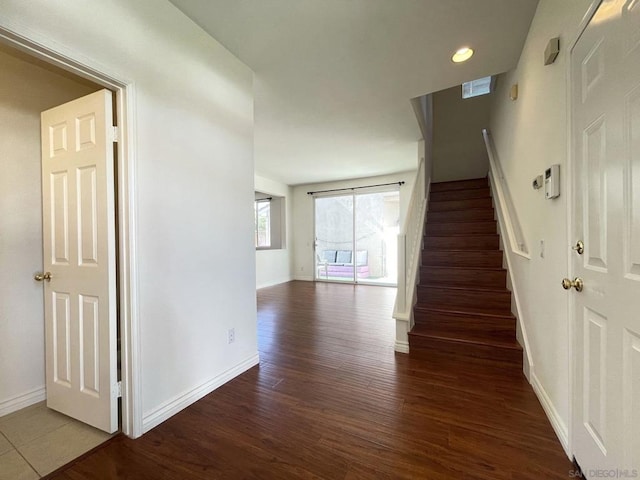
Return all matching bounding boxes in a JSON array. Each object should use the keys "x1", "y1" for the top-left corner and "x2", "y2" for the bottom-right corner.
[{"x1": 39, "y1": 89, "x2": 118, "y2": 433}]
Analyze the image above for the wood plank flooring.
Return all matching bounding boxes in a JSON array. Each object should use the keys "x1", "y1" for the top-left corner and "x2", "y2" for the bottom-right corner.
[{"x1": 49, "y1": 281, "x2": 575, "y2": 479}]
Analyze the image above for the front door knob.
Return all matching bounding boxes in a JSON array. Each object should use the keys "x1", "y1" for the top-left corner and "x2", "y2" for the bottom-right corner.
[
  {"x1": 34, "y1": 272, "x2": 52, "y2": 282},
  {"x1": 562, "y1": 277, "x2": 583, "y2": 292}
]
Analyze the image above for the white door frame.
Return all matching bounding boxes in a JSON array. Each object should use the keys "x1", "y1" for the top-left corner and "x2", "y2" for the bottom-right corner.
[
  {"x1": 0, "y1": 25, "x2": 142, "y2": 438},
  {"x1": 565, "y1": 0, "x2": 605, "y2": 461}
]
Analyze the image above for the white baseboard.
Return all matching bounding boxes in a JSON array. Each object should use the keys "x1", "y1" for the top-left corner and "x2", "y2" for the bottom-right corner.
[
  {"x1": 0, "y1": 386, "x2": 46, "y2": 417},
  {"x1": 293, "y1": 275, "x2": 313, "y2": 282},
  {"x1": 142, "y1": 352, "x2": 259, "y2": 434},
  {"x1": 256, "y1": 276, "x2": 293, "y2": 289},
  {"x1": 394, "y1": 340, "x2": 409, "y2": 354},
  {"x1": 531, "y1": 371, "x2": 570, "y2": 459}
]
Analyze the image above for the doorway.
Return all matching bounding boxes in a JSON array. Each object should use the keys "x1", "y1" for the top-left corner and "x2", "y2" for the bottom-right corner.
[
  {"x1": 0, "y1": 42, "x2": 116, "y2": 478},
  {"x1": 314, "y1": 189, "x2": 399, "y2": 286},
  {"x1": 0, "y1": 38, "x2": 134, "y2": 477}
]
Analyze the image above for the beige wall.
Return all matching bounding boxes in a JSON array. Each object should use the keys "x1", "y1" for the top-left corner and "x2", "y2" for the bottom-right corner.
[
  {"x1": 432, "y1": 85, "x2": 492, "y2": 182},
  {"x1": 489, "y1": 0, "x2": 595, "y2": 451},
  {"x1": 0, "y1": 46, "x2": 100, "y2": 414}
]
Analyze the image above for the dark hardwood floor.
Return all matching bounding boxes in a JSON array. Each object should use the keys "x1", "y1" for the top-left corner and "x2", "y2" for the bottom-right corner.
[{"x1": 50, "y1": 281, "x2": 574, "y2": 479}]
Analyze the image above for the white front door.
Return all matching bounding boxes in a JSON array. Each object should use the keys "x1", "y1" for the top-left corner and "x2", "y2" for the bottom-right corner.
[
  {"x1": 40, "y1": 89, "x2": 118, "y2": 433},
  {"x1": 571, "y1": 0, "x2": 640, "y2": 476}
]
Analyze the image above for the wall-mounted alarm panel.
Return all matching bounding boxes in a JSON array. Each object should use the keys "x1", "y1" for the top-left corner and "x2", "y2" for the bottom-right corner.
[{"x1": 545, "y1": 164, "x2": 560, "y2": 199}]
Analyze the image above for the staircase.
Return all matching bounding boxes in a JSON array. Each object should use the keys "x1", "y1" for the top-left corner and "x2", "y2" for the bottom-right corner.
[{"x1": 408, "y1": 177, "x2": 522, "y2": 365}]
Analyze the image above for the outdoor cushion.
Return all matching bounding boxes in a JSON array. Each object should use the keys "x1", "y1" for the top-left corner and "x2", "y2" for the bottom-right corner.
[
  {"x1": 336, "y1": 250, "x2": 352, "y2": 264},
  {"x1": 322, "y1": 250, "x2": 337, "y2": 262}
]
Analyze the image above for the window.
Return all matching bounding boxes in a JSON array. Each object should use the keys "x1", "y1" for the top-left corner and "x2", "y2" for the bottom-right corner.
[
  {"x1": 255, "y1": 199, "x2": 271, "y2": 248},
  {"x1": 254, "y1": 192, "x2": 286, "y2": 250},
  {"x1": 462, "y1": 76, "x2": 493, "y2": 99}
]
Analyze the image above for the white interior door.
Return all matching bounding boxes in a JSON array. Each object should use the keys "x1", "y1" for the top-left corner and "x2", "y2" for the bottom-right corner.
[
  {"x1": 40, "y1": 89, "x2": 118, "y2": 433},
  {"x1": 571, "y1": 0, "x2": 640, "y2": 476}
]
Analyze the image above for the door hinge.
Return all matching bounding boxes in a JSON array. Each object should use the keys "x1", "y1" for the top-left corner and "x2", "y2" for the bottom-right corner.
[
  {"x1": 117, "y1": 380, "x2": 122, "y2": 398},
  {"x1": 111, "y1": 126, "x2": 120, "y2": 143}
]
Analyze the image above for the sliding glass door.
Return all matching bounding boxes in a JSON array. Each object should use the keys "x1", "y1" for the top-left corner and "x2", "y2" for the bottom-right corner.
[
  {"x1": 315, "y1": 195, "x2": 354, "y2": 283},
  {"x1": 314, "y1": 189, "x2": 399, "y2": 286}
]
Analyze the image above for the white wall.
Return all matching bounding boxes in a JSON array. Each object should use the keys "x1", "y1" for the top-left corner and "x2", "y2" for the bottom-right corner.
[
  {"x1": 0, "y1": 47, "x2": 99, "y2": 415},
  {"x1": 488, "y1": 0, "x2": 594, "y2": 451},
  {"x1": 0, "y1": 0, "x2": 258, "y2": 432},
  {"x1": 432, "y1": 85, "x2": 492, "y2": 182},
  {"x1": 292, "y1": 171, "x2": 417, "y2": 280},
  {"x1": 255, "y1": 174, "x2": 293, "y2": 289}
]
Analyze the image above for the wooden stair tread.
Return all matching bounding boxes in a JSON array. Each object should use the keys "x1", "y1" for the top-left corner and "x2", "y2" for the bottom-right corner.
[
  {"x1": 428, "y1": 198, "x2": 493, "y2": 212},
  {"x1": 415, "y1": 305, "x2": 512, "y2": 317},
  {"x1": 429, "y1": 190, "x2": 491, "y2": 202},
  {"x1": 422, "y1": 248, "x2": 502, "y2": 252},
  {"x1": 420, "y1": 265, "x2": 506, "y2": 272},
  {"x1": 424, "y1": 236, "x2": 500, "y2": 251},
  {"x1": 417, "y1": 284, "x2": 509, "y2": 294},
  {"x1": 424, "y1": 234, "x2": 499, "y2": 237},
  {"x1": 410, "y1": 324, "x2": 522, "y2": 351},
  {"x1": 427, "y1": 218, "x2": 495, "y2": 225},
  {"x1": 430, "y1": 178, "x2": 488, "y2": 192},
  {"x1": 426, "y1": 216, "x2": 495, "y2": 224},
  {"x1": 414, "y1": 305, "x2": 515, "y2": 321}
]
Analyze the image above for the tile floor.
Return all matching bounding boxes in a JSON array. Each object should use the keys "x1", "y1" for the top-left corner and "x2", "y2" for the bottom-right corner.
[{"x1": 0, "y1": 402, "x2": 112, "y2": 479}]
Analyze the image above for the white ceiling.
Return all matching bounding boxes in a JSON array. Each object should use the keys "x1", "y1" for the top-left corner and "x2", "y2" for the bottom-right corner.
[{"x1": 169, "y1": 0, "x2": 539, "y2": 185}]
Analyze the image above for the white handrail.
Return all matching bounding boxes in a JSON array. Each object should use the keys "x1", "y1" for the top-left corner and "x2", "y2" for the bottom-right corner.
[
  {"x1": 393, "y1": 157, "x2": 429, "y2": 352},
  {"x1": 483, "y1": 129, "x2": 530, "y2": 259}
]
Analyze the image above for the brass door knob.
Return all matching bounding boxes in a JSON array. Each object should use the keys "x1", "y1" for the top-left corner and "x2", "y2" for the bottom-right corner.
[
  {"x1": 562, "y1": 277, "x2": 583, "y2": 292},
  {"x1": 34, "y1": 272, "x2": 52, "y2": 282},
  {"x1": 572, "y1": 240, "x2": 585, "y2": 255}
]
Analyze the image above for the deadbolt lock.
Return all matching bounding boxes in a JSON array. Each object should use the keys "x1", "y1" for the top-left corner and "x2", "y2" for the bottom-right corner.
[
  {"x1": 572, "y1": 240, "x2": 584, "y2": 255},
  {"x1": 562, "y1": 277, "x2": 583, "y2": 292}
]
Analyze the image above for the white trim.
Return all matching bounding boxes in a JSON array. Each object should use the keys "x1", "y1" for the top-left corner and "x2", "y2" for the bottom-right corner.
[
  {"x1": 394, "y1": 310, "x2": 411, "y2": 353},
  {"x1": 293, "y1": 275, "x2": 314, "y2": 282},
  {"x1": 142, "y1": 353, "x2": 260, "y2": 434},
  {"x1": 565, "y1": 0, "x2": 604, "y2": 462},
  {"x1": 482, "y1": 130, "x2": 530, "y2": 259},
  {"x1": 394, "y1": 340, "x2": 410, "y2": 354},
  {"x1": 0, "y1": 22, "x2": 141, "y2": 438},
  {"x1": 257, "y1": 276, "x2": 294, "y2": 289},
  {"x1": 487, "y1": 163, "x2": 534, "y2": 375},
  {"x1": 0, "y1": 387, "x2": 46, "y2": 417},
  {"x1": 531, "y1": 371, "x2": 570, "y2": 458}
]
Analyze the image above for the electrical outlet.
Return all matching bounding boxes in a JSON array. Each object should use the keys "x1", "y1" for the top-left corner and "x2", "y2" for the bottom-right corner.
[
  {"x1": 540, "y1": 239, "x2": 545, "y2": 258},
  {"x1": 228, "y1": 328, "x2": 235, "y2": 344}
]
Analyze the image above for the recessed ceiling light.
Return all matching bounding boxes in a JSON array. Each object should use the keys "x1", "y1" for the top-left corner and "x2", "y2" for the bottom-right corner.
[{"x1": 452, "y1": 47, "x2": 474, "y2": 63}]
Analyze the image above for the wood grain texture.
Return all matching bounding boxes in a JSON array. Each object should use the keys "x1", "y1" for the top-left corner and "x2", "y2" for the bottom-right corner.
[
  {"x1": 430, "y1": 178, "x2": 489, "y2": 192},
  {"x1": 411, "y1": 177, "x2": 522, "y2": 364},
  {"x1": 424, "y1": 234, "x2": 500, "y2": 250},
  {"x1": 48, "y1": 280, "x2": 573, "y2": 479},
  {"x1": 425, "y1": 221, "x2": 497, "y2": 235},
  {"x1": 429, "y1": 187, "x2": 490, "y2": 202}
]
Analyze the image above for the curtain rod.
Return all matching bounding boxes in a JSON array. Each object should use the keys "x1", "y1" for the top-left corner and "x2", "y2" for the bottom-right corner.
[{"x1": 307, "y1": 181, "x2": 404, "y2": 195}]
